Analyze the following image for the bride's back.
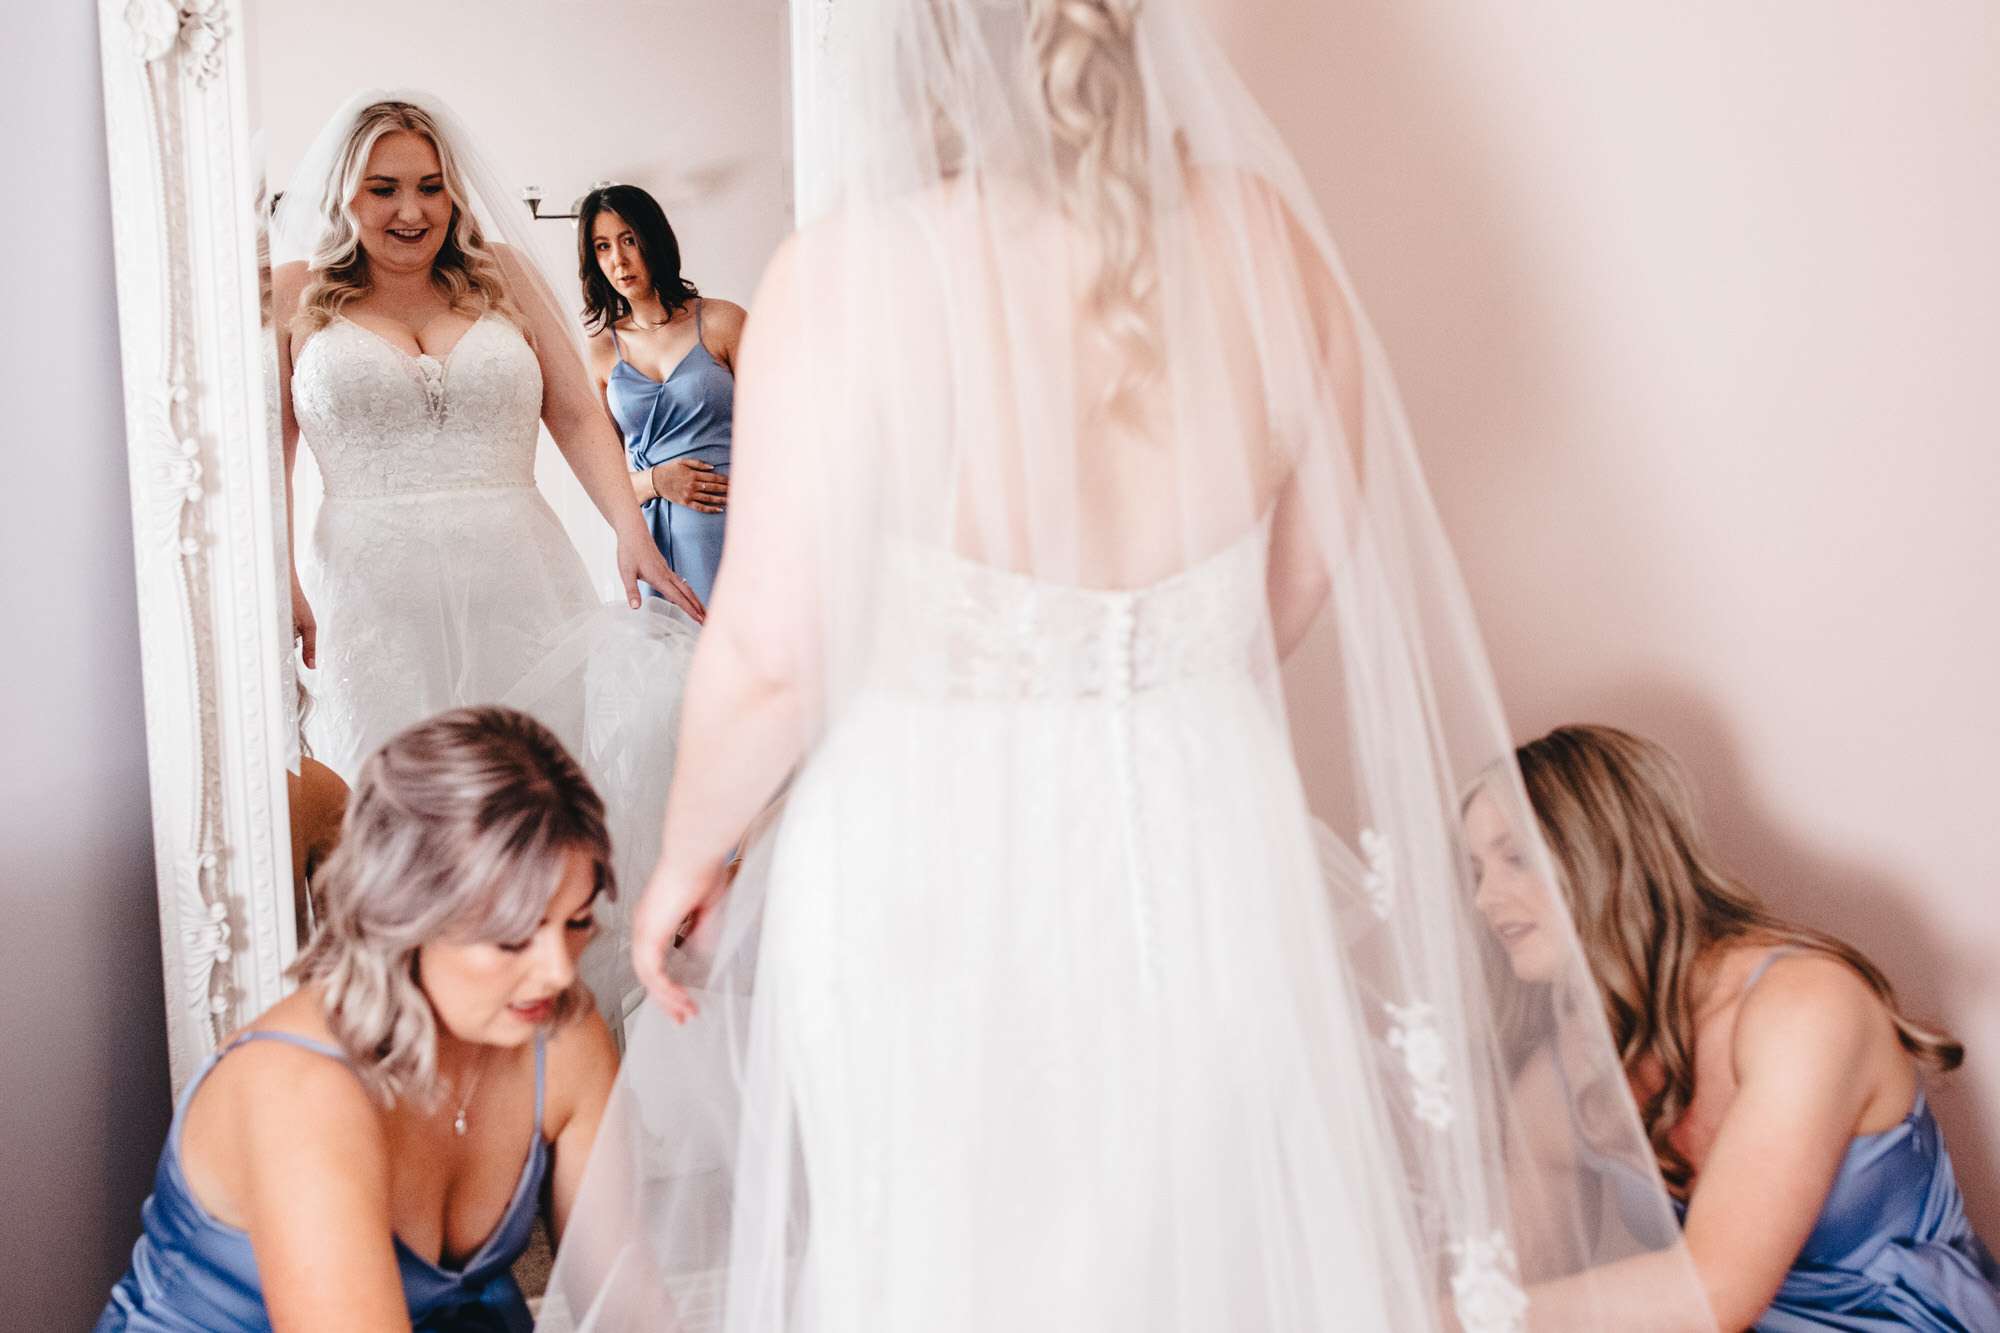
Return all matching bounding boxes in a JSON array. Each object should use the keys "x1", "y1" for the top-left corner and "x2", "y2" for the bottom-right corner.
[{"x1": 810, "y1": 162, "x2": 1348, "y2": 593}]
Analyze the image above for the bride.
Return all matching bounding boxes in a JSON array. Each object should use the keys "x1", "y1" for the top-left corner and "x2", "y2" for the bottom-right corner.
[
  {"x1": 273, "y1": 94, "x2": 701, "y2": 1023},
  {"x1": 547, "y1": 1, "x2": 1723, "y2": 1330},
  {"x1": 274, "y1": 95, "x2": 703, "y2": 779}
]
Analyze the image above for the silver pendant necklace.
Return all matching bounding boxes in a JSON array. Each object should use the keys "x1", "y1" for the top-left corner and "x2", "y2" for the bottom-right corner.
[{"x1": 450, "y1": 1049, "x2": 490, "y2": 1136}]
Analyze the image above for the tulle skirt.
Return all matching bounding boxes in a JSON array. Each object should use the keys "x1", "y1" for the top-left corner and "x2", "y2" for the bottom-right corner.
[
  {"x1": 303, "y1": 484, "x2": 600, "y2": 779},
  {"x1": 304, "y1": 483, "x2": 697, "y2": 1030},
  {"x1": 545, "y1": 669, "x2": 1448, "y2": 1332}
]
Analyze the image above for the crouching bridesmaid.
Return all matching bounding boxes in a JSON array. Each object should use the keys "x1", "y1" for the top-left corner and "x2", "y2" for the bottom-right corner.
[
  {"x1": 1467, "y1": 724, "x2": 2000, "y2": 1333},
  {"x1": 97, "y1": 706, "x2": 619, "y2": 1332}
]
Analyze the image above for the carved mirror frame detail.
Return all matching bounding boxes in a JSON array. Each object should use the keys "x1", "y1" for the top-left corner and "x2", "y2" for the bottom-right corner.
[{"x1": 100, "y1": 0, "x2": 298, "y2": 1093}]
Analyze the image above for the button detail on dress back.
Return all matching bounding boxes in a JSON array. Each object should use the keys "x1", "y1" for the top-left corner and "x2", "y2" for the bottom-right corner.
[{"x1": 1104, "y1": 591, "x2": 1137, "y2": 700}]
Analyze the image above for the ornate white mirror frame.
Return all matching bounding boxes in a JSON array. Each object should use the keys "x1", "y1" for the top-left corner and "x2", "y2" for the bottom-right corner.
[
  {"x1": 100, "y1": 0, "x2": 830, "y2": 1095},
  {"x1": 99, "y1": 0, "x2": 297, "y2": 1093}
]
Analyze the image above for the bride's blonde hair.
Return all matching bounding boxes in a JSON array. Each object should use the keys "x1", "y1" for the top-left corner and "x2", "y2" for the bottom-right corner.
[
  {"x1": 1028, "y1": 0, "x2": 1160, "y2": 403},
  {"x1": 293, "y1": 100, "x2": 523, "y2": 335}
]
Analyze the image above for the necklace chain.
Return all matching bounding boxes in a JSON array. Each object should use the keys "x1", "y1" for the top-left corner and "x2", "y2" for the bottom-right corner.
[{"x1": 449, "y1": 1048, "x2": 491, "y2": 1137}]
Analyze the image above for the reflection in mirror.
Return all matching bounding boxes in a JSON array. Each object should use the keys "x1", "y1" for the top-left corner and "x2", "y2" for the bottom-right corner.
[{"x1": 247, "y1": 3, "x2": 791, "y2": 987}]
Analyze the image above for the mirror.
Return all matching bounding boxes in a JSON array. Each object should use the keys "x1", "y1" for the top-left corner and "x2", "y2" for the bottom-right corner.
[{"x1": 95, "y1": 0, "x2": 797, "y2": 1089}]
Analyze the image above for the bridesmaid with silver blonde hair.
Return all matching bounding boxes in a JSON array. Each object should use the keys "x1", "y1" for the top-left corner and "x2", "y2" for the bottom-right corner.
[{"x1": 97, "y1": 706, "x2": 618, "y2": 1333}]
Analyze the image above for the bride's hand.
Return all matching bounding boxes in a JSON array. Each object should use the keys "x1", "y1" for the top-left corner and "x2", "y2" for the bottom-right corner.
[
  {"x1": 617, "y1": 529, "x2": 706, "y2": 623},
  {"x1": 291, "y1": 574, "x2": 318, "y2": 669},
  {"x1": 631, "y1": 857, "x2": 731, "y2": 1024}
]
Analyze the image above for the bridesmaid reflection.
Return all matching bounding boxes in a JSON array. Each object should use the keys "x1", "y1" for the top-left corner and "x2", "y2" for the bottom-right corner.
[{"x1": 580, "y1": 185, "x2": 744, "y2": 607}]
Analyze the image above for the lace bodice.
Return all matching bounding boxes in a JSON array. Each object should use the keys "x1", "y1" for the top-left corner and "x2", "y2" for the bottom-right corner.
[
  {"x1": 292, "y1": 314, "x2": 543, "y2": 499},
  {"x1": 876, "y1": 518, "x2": 1274, "y2": 699}
]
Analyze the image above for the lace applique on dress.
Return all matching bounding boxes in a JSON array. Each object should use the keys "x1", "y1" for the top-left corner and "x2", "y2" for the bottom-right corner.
[
  {"x1": 1450, "y1": 1231, "x2": 1529, "y2": 1333},
  {"x1": 287, "y1": 311, "x2": 596, "y2": 781},
  {"x1": 869, "y1": 520, "x2": 1276, "y2": 990},
  {"x1": 291, "y1": 314, "x2": 543, "y2": 499},
  {"x1": 875, "y1": 520, "x2": 1274, "y2": 701},
  {"x1": 1385, "y1": 1000, "x2": 1454, "y2": 1131},
  {"x1": 1361, "y1": 827, "x2": 1396, "y2": 919}
]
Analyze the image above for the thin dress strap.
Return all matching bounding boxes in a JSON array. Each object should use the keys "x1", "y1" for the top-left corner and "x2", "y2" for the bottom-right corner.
[
  {"x1": 534, "y1": 1031, "x2": 547, "y2": 1136},
  {"x1": 1741, "y1": 946, "x2": 1801, "y2": 998},
  {"x1": 609, "y1": 322, "x2": 623, "y2": 357},
  {"x1": 221, "y1": 1029, "x2": 349, "y2": 1062},
  {"x1": 693, "y1": 296, "x2": 704, "y2": 342},
  {"x1": 178, "y1": 1029, "x2": 351, "y2": 1120}
]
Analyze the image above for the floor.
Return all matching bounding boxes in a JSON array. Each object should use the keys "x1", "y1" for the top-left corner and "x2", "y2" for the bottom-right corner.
[{"x1": 514, "y1": 1215, "x2": 554, "y2": 1299}]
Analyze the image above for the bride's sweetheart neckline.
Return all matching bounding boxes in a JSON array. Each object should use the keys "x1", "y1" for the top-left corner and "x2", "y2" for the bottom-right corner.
[{"x1": 322, "y1": 310, "x2": 493, "y2": 366}]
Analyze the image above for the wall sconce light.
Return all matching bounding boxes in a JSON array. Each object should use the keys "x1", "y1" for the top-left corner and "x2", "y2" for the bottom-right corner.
[{"x1": 521, "y1": 181, "x2": 618, "y2": 222}]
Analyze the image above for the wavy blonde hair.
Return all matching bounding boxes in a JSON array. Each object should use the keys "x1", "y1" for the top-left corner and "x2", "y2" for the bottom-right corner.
[
  {"x1": 1028, "y1": 0, "x2": 1160, "y2": 408},
  {"x1": 1516, "y1": 724, "x2": 1961, "y2": 1194},
  {"x1": 293, "y1": 100, "x2": 523, "y2": 335},
  {"x1": 288, "y1": 706, "x2": 613, "y2": 1107}
]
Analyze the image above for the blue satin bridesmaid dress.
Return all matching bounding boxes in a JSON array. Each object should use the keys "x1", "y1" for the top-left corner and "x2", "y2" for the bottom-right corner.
[
  {"x1": 1698, "y1": 952, "x2": 2000, "y2": 1332},
  {"x1": 1745, "y1": 1090, "x2": 2000, "y2": 1332},
  {"x1": 606, "y1": 298, "x2": 733, "y2": 606},
  {"x1": 96, "y1": 1031, "x2": 548, "y2": 1333}
]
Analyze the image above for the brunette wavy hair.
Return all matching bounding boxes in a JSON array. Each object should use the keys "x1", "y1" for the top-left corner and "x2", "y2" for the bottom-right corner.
[
  {"x1": 288, "y1": 706, "x2": 613, "y2": 1107},
  {"x1": 293, "y1": 100, "x2": 524, "y2": 335},
  {"x1": 575, "y1": 184, "x2": 701, "y2": 336},
  {"x1": 1515, "y1": 723, "x2": 1961, "y2": 1193}
]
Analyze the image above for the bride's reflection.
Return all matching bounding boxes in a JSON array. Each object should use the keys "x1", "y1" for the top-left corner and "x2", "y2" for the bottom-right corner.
[
  {"x1": 272, "y1": 94, "x2": 702, "y2": 1015},
  {"x1": 274, "y1": 94, "x2": 700, "y2": 780}
]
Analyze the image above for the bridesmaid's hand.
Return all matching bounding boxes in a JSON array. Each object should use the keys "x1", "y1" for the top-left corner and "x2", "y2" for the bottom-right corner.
[
  {"x1": 631, "y1": 856, "x2": 731, "y2": 1025},
  {"x1": 618, "y1": 529, "x2": 706, "y2": 623},
  {"x1": 654, "y1": 459, "x2": 729, "y2": 513}
]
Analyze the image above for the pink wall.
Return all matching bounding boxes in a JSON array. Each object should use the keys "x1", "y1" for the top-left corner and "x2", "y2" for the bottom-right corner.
[{"x1": 1212, "y1": 0, "x2": 2000, "y2": 1230}]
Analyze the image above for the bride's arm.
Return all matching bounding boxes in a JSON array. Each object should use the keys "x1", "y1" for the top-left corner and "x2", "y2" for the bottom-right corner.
[
  {"x1": 274, "y1": 262, "x2": 317, "y2": 668},
  {"x1": 501, "y1": 248, "x2": 705, "y2": 622},
  {"x1": 1203, "y1": 169, "x2": 1362, "y2": 660},
  {"x1": 632, "y1": 236, "x2": 820, "y2": 1020}
]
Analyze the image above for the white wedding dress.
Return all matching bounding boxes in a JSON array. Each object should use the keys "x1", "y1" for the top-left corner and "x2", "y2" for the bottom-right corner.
[
  {"x1": 293, "y1": 311, "x2": 599, "y2": 777},
  {"x1": 744, "y1": 520, "x2": 1430, "y2": 1330},
  {"x1": 293, "y1": 310, "x2": 695, "y2": 1022}
]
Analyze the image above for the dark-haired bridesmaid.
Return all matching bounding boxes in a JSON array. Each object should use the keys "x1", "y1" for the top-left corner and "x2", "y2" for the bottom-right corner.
[{"x1": 580, "y1": 185, "x2": 745, "y2": 607}]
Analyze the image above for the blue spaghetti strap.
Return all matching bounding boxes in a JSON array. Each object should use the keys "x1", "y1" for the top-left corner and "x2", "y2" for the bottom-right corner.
[
  {"x1": 533, "y1": 1031, "x2": 547, "y2": 1135},
  {"x1": 609, "y1": 322, "x2": 623, "y2": 357},
  {"x1": 1742, "y1": 946, "x2": 1801, "y2": 998},
  {"x1": 174, "y1": 1028, "x2": 354, "y2": 1118},
  {"x1": 218, "y1": 1029, "x2": 349, "y2": 1063},
  {"x1": 693, "y1": 296, "x2": 704, "y2": 342}
]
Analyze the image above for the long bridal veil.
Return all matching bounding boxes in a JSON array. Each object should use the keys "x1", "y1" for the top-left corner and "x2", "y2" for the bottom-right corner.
[{"x1": 542, "y1": 1, "x2": 1716, "y2": 1330}]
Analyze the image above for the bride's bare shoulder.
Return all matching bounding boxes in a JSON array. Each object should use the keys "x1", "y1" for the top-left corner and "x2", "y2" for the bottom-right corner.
[
  {"x1": 1181, "y1": 163, "x2": 1304, "y2": 240},
  {"x1": 273, "y1": 259, "x2": 310, "y2": 303},
  {"x1": 1183, "y1": 162, "x2": 1354, "y2": 339}
]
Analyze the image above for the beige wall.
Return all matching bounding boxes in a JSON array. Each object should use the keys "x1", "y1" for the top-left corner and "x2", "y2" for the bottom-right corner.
[{"x1": 1212, "y1": 0, "x2": 2000, "y2": 1230}]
